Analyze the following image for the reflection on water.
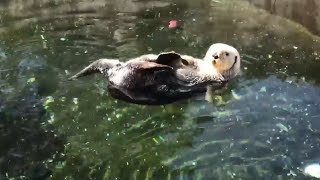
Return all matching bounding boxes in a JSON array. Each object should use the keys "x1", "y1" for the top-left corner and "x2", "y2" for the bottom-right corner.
[{"x1": 0, "y1": 0, "x2": 320, "y2": 179}]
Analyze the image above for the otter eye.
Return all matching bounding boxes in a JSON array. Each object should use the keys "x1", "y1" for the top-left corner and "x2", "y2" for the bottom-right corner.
[
  {"x1": 213, "y1": 55, "x2": 219, "y2": 59},
  {"x1": 226, "y1": 52, "x2": 229, "y2": 56},
  {"x1": 181, "y1": 59, "x2": 189, "y2": 66}
]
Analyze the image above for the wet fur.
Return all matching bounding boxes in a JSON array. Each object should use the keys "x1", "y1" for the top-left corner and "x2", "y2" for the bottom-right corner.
[{"x1": 68, "y1": 49, "x2": 237, "y2": 105}]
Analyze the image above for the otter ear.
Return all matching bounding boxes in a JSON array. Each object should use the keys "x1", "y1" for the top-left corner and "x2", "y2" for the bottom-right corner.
[
  {"x1": 181, "y1": 59, "x2": 189, "y2": 66},
  {"x1": 155, "y1": 51, "x2": 182, "y2": 66}
]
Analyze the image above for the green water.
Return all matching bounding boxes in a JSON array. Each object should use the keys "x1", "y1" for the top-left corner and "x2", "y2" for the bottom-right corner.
[{"x1": 1, "y1": 0, "x2": 320, "y2": 179}]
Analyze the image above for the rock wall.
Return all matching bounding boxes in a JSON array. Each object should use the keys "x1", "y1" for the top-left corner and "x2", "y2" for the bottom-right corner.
[{"x1": 248, "y1": 0, "x2": 320, "y2": 36}]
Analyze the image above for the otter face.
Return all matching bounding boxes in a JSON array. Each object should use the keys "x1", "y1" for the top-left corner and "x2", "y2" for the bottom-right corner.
[{"x1": 204, "y1": 43, "x2": 240, "y2": 80}]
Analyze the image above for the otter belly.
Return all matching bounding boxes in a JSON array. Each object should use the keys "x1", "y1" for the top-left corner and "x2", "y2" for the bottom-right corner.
[{"x1": 108, "y1": 67, "x2": 132, "y2": 88}]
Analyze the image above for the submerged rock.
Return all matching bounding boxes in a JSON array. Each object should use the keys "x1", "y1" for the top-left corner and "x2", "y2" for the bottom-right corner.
[{"x1": 0, "y1": 74, "x2": 64, "y2": 179}]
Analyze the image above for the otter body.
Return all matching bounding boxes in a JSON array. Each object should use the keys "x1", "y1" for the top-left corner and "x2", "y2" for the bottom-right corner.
[
  {"x1": 68, "y1": 52, "x2": 224, "y2": 104},
  {"x1": 68, "y1": 43, "x2": 241, "y2": 105}
]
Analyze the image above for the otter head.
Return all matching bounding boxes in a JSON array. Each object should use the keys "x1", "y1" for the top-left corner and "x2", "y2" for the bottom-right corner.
[{"x1": 204, "y1": 43, "x2": 240, "y2": 80}]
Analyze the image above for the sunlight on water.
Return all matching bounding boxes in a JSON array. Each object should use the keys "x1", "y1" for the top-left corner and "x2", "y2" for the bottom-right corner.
[{"x1": 0, "y1": 0, "x2": 320, "y2": 179}]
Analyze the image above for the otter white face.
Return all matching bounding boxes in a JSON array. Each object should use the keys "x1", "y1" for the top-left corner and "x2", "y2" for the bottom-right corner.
[{"x1": 203, "y1": 43, "x2": 240, "y2": 80}]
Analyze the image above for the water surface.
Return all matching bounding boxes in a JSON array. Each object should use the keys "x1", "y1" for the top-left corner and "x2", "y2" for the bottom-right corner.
[{"x1": 0, "y1": 0, "x2": 320, "y2": 179}]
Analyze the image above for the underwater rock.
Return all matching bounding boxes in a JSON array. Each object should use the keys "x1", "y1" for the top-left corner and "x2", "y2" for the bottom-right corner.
[{"x1": 0, "y1": 76, "x2": 64, "y2": 179}]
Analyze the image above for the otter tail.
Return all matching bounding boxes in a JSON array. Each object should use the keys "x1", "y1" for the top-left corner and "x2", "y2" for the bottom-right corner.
[{"x1": 68, "y1": 59, "x2": 121, "y2": 81}]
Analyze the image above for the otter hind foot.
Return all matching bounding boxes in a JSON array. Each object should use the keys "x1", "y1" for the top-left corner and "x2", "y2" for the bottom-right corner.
[{"x1": 68, "y1": 58, "x2": 121, "y2": 81}]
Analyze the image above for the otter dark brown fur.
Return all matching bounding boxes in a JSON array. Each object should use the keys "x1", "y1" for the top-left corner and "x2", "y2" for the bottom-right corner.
[{"x1": 68, "y1": 52, "x2": 225, "y2": 105}]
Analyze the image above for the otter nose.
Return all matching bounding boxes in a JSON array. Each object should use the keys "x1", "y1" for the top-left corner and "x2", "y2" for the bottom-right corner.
[
  {"x1": 213, "y1": 52, "x2": 219, "y2": 60},
  {"x1": 212, "y1": 52, "x2": 219, "y2": 65}
]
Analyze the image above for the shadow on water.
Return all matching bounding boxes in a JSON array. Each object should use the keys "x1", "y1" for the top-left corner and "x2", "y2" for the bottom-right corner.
[{"x1": 0, "y1": 0, "x2": 320, "y2": 179}]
